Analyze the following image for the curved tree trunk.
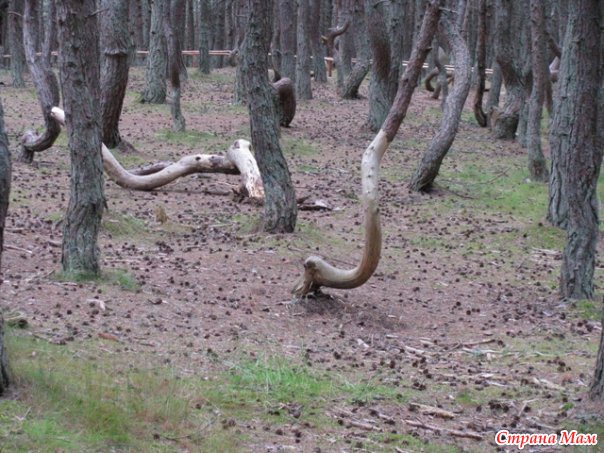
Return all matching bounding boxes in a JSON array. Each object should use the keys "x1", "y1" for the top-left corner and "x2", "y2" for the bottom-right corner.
[
  {"x1": 340, "y1": 0, "x2": 370, "y2": 100},
  {"x1": 295, "y1": 0, "x2": 312, "y2": 100},
  {"x1": 293, "y1": 0, "x2": 442, "y2": 297},
  {"x1": 100, "y1": 0, "x2": 132, "y2": 150},
  {"x1": 556, "y1": 0, "x2": 601, "y2": 300},
  {"x1": 472, "y1": 0, "x2": 487, "y2": 127},
  {"x1": 19, "y1": 0, "x2": 60, "y2": 163},
  {"x1": 141, "y1": 0, "x2": 167, "y2": 103},
  {"x1": 241, "y1": 0, "x2": 297, "y2": 233},
  {"x1": 526, "y1": 0, "x2": 549, "y2": 182},
  {"x1": 57, "y1": 0, "x2": 105, "y2": 276},
  {"x1": 409, "y1": 1, "x2": 472, "y2": 192},
  {"x1": 164, "y1": 0, "x2": 186, "y2": 132},
  {"x1": 9, "y1": 0, "x2": 25, "y2": 88}
]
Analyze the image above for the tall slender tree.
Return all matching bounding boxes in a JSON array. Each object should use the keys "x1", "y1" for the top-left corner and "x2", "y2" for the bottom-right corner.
[
  {"x1": 57, "y1": 0, "x2": 105, "y2": 276},
  {"x1": 295, "y1": 0, "x2": 312, "y2": 100},
  {"x1": 0, "y1": 100, "x2": 9, "y2": 396},
  {"x1": 241, "y1": 0, "x2": 297, "y2": 233},
  {"x1": 141, "y1": 0, "x2": 167, "y2": 103},
  {"x1": 279, "y1": 0, "x2": 296, "y2": 81},
  {"x1": 8, "y1": 0, "x2": 25, "y2": 87},
  {"x1": 198, "y1": 0, "x2": 211, "y2": 74}
]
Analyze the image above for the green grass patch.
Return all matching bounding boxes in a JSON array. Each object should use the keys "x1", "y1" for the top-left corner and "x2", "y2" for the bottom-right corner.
[
  {"x1": 53, "y1": 268, "x2": 140, "y2": 292},
  {"x1": 571, "y1": 300, "x2": 603, "y2": 321},
  {"x1": 282, "y1": 136, "x2": 319, "y2": 157},
  {"x1": 102, "y1": 211, "x2": 146, "y2": 237}
]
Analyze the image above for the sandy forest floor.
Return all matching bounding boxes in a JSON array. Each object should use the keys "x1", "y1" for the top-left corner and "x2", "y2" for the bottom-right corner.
[{"x1": 1, "y1": 67, "x2": 603, "y2": 452}]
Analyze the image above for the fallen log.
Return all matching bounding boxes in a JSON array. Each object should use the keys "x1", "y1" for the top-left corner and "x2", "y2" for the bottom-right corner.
[{"x1": 50, "y1": 107, "x2": 264, "y2": 200}]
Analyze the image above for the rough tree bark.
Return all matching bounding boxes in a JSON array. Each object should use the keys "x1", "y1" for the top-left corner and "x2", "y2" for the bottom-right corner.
[
  {"x1": 57, "y1": 0, "x2": 105, "y2": 276},
  {"x1": 472, "y1": 0, "x2": 487, "y2": 127},
  {"x1": 241, "y1": 0, "x2": 297, "y2": 233},
  {"x1": 526, "y1": 0, "x2": 549, "y2": 182},
  {"x1": 273, "y1": 77, "x2": 297, "y2": 127},
  {"x1": 19, "y1": 0, "x2": 60, "y2": 163},
  {"x1": 8, "y1": 0, "x2": 25, "y2": 87},
  {"x1": 295, "y1": 0, "x2": 312, "y2": 100},
  {"x1": 210, "y1": 0, "x2": 225, "y2": 68},
  {"x1": 491, "y1": 0, "x2": 528, "y2": 139},
  {"x1": 555, "y1": 0, "x2": 601, "y2": 300},
  {"x1": 334, "y1": 0, "x2": 354, "y2": 91},
  {"x1": 170, "y1": 0, "x2": 187, "y2": 81},
  {"x1": 100, "y1": 0, "x2": 132, "y2": 150},
  {"x1": 309, "y1": 0, "x2": 327, "y2": 82},
  {"x1": 293, "y1": 0, "x2": 442, "y2": 297},
  {"x1": 164, "y1": 0, "x2": 186, "y2": 132},
  {"x1": 409, "y1": 0, "x2": 472, "y2": 192},
  {"x1": 198, "y1": 0, "x2": 211, "y2": 74},
  {"x1": 365, "y1": 0, "x2": 404, "y2": 132},
  {"x1": 141, "y1": 0, "x2": 167, "y2": 103},
  {"x1": 0, "y1": 100, "x2": 11, "y2": 395},
  {"x1": 340, "y1": 0, "x2": 370, "y2": 100},
  {"x1": 279, "y1": 0, "x2": 296, "y2": 81}
]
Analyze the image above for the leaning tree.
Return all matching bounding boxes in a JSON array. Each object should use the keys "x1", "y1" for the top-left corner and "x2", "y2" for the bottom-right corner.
[
  {"x1": 293, "y1": 0, "x2": 442, "y2": 296},
  {"x1": 57, "y1": 0, "x2": 105, "y2": 276},
  {"x1": 0, "y1": 100, "x2": 11, "y2": 395}
]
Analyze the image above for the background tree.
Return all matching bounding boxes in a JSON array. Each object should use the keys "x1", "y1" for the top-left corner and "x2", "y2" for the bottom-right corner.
[
  {"x1": 279, "y1": 0, "x2": 296, "y2": 81},
  {"x1": 309, "y1": 0, "x2": 327, "y2": 82},
  {"x1": 295, "y1": 0, "x2": 312, "y2": 100},
  {"x1": 241, "y1": 0, "x2": 297, "y2": 233},
  {"x1": 472, "y1": 0, "x2": 487, "y2": 127},
  {"x1": 8, "y1": 0, "x2": 24, "y2": 87},
  {"x1": 19, "y1": 0, "x2": 60, "y2": 162},
  {"x1": 340, "y1": 0, "x2": 370, "y2": 100},
  {"x1": 0, "y1": 100, "x2": 10, "y2": 395},
  {"x1": 57, "y1": 0, "x2": 105, "y2": 276},
  {"x1": 198, "y1": 0, "x2": 211, "y2": 74},
  {"x1": 100, "y1": 0, "x2": 132, "y2": 150},
  {"x1": 554, "y1": 0, "x2": 601, "y2": 301},
  {"x1": 141, "y1": 0, "x2": 167, "y2": 103},
  {"x1": 164, "y1": 0, "x2": 186, "y2": 131}
]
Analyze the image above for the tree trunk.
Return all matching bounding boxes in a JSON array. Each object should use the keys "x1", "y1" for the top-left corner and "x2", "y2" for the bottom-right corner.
[
  {"x1": 335, "y1": 0, "x2": 354, "y2": 90},
  {"x1": 165, "y1": 0, "x2": 186, "y2": 132},
  {"x1": 185, "y1": 0, "x2": 195, "y2": 64},
  {"x1": 491, "y1": 0, "x2": 528, "y2": 140},
  {"x1": 0, "y1": 100, "x2": 9, "y2": 396},
  {"x1": 241, "y1": 0, "x2": 297, "y2": 233},
  {"x1": 141, "y1": 0, "x2": 167, "y2": 103},
  {"x1": 309, "y1": 0, "x2": 327, "y2": 82},
  {"x1": 210, "y1": 0, "x2": 225, "y2": 68},
  {"x1": 170, "y1": 0, "x2": 188, "y2": 81},
  {"x1": 526, "y1": 0, "x2": 549, "y2": 182},
  {"x1": 472, "y1": 0, "x2": 487, "y2": 127},
  {"x1": 57, "y1": 0, "x2": 105, "y2": 276},
  {"x1": 293, "y1": 0, "x2": 442, "y2": 297},
  {"x1": 557, "y1": 0, "x2": 601, "y2": 300},
  {"x1": 340, "y1": 0, "x2": 370, "y2": 100},
  {"x1": 366, "y1": 0, "x2": 402, "y2": 132},
  {"x1": 273, "y1": 77, "x2": 296, "y2": 126},
  {"x1": 9, "y1": 0, "x2": 25, "y2": 87},
  {"x1": 295, "y1": 0, "x2": 312, "y2": 100},
  {"x1": 198, "y1": 0, "x2": 211, "y2": 74},
  {"x1": 100, "y1": 0, "x2": 132, "y2": 150},
  {"x1": 19, "y1": 0, "x2": 60, "y2": 163},
  {"x1": 279, "y1": 0, "x2": 296, "y2": 81},
  {"x1": 409, "y1": 0, "x2": 472, "y2": 192}
]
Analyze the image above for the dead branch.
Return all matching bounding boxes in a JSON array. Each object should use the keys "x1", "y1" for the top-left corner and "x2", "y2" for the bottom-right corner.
[{"x1": 403, "y1": 419, "x2": 484, "y2": 440}]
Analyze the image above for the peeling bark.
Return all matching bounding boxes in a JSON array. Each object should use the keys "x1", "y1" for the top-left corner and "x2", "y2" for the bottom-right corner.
[
  {"x1": 19, "y1": 0, "x2": 60, "y2": 163},
  {"x1": 293, "y1": 0, "x2": 442, "y2": 297}
]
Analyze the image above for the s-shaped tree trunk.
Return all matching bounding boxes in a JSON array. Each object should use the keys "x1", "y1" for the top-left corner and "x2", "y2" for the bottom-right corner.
[
  {"x1": 0, "y1": 100, "x2": 11, "y2": 395},
  {"x1": 408, "y1": 0, "x2": 472, "y2": 192},
  {"x1": 293, "y1": 0, "x2": 442, "y2": 297},
  {"x1": 241, "y1": 0, "x2": 297, "y2": 233},
  {"x1": 57, "y1": 0, "x2": 105, "y2": 276},
  {"x1": 19, "y1": 0, "x2": 61, "y2": 163}
]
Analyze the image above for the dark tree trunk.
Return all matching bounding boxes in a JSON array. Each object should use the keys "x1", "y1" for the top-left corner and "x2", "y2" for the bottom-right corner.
[
  {"x1": 0, "y1": 100, "x2": 9, "y2": 396},
  {"x1": 170, "y1": 0, "x2": 187, "y2": 80},
  {"x1": 592, "y1": 316, "x2": 604, "y2": 399},
  {"x1": 19, "y1": 0, "x2": 60, "y2": 163},
  {"x1": 141, "y1": 0, "x2": 167, "y2": 103},
  {"x1": 526, "y1": 0, "x2": 549, "y2": 182},
  {"x1": 100, "y1": 0, "x2": 132, "y2": 150},
  {"x1": 198, "y1": 0, "x2": 211, "y2": 74},
  {"x1": 366, "y1": 0, "x2": 403, "y2": 132},
  {"x1": 142, "y1": 0, "x2": 151, "y2": 49},
  {"x1": 273, "y1": 77, "x2": 296, "y2": 126},
  {"x1": 491, "y1": 0, "x2": 528, "y2": 140},
  {"x1": 210, "y1": 0, "x2": 225, "y2": 68},
  {"x1": 335, "y1": 0, "x2": 354, "y2": 90},
  {"x1": 185, "y1": 0, "x2": 195, "y2": 61},
  {"x1": 57, "y1": 0, "x2": 105, "y2": 276},
  {"x1": 473, "y1": 0, "x2": 487, "y2": 127},
  {"x1": 340, "y1": 0, "x2": 370, "y2": 99},
  {"x1": 309, "y1": 0, "x2": 327, "y2": 82},
  {"x1": 295, "y1": 0, "x2": 312, "y2": 100},
  {"x1": 279, "y1": 0, "x2": 296, "y2": 81},
  {"x1": 241, "y1": 0, "x2": 297, "y2": 233},
  {"x1": 409, "y1": 0, "x2": 472, "y2": 192},
  {"x1": 130, "y1": 0, "x2": 145, "y2": 63},
  {"x1": 9, "y1": 0, "x2": 25, "y2": 87},
  {"x1": 165, "y1": 0, "x2": 186, "y2": 132},
  {"x1": 556, "y1": 0, "x2": 601, "y2": 300}
]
